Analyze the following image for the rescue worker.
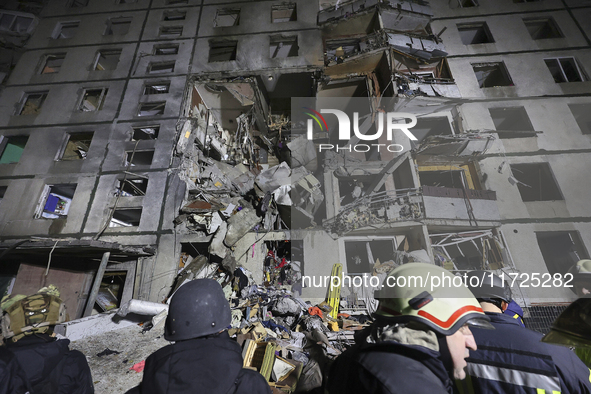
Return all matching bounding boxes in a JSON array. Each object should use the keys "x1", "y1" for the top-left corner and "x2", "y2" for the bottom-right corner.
[
  {"x1": 126, "y1": 278, "x2": 271, "y2": 394},
  {"x1": 326, "y1": 263, "x2": 494, "y2": 394},
  {"x1": 542, "y1": 298, "x2": 591, "y2": 367},
  {"x1": 504, "y1": 299, "x2": 525, "y2": 327},
  {"x1": 1, "y1": 286, "x2": 94, "y2": 394},
  {"x1": 462, "y1": 270, "x2": 591, "y2": 394}
]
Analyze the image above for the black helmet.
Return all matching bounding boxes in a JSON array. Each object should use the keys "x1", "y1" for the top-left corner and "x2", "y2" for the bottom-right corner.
[
  {"x1": 164, "y1": 279, "x2": 231, "y2": 341},
  {"x1": 465, "y1": 270, "x2": 512, "y2": 304},
  {"x1": 542, "y1": 298, "x2": 591, "y2": 349}
]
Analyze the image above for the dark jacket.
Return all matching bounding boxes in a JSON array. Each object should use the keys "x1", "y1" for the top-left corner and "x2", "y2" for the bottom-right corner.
[
  {"x1": 0, "y1": 346, "x2": 27, "y2": 394},
  {"x1": 5, "y1": 335, "x2": 94, "y2": 394},
  {"x1": 327, "y1": 328, "x2": 453, "y2": 394},
  {"x1": 127, "y1": 331, "x2": 270, "y2": 394},
  {"x1": 461, "y1": 312, "x2": 591, "y2": 394}
]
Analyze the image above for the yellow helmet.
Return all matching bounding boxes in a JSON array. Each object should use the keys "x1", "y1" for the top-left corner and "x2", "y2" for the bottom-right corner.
[{"x1": 374, "y1": 263, "x2": 493, "y2": 335}]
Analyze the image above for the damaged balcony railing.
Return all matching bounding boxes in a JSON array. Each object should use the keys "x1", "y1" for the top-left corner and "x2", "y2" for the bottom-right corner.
[{"x1": 324, "y1": 188, "x2": 424, "y2": 236}]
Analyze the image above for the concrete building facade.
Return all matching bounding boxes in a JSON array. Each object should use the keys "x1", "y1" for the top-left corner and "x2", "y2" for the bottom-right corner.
[{"x1": 0, "y1": 0, "x2": 589, "y2": 330}]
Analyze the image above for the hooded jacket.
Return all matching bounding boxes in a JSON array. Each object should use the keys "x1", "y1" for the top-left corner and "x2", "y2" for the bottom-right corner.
[
  {"x1": 327, "y1": 323, "x2": 454, "y2": 394},
  {"x1": 127, "y1": 331, "x2": 270, "y2": 394}
]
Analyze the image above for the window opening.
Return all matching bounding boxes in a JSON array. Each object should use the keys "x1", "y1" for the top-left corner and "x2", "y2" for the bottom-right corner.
[
  {"x1": 143, "y1": 82, "x2": 170, "y2": 95},
  {"x1": 545, "y1": 57, "x2": 585, "y2": 83},
  {"x1": 94, "y1": 49, "x2": 122, "y2": 71},
  {"x1": 272, "y1": 3, "x2": 296, "y2": 22},
  {"x1": 457, "y1": 22, "x2": 494, "y2": 45},
  {"x1": 41, "y1": 54, "x2": 66, "y2": 74},
  {"x1": 78, "y1": 88, "x2": 108, "y2": 111},
  {"x1": 58, "y1": 132, "x2": 93, "y2": 160},
  {"x1": 510, "y1": 163, "x2": 563, "y2": 201},
  {"x1": 209, "y1": 41, "x2": 237, "y2": 62},
  {"x1": 35, "y1": 184, "x2": 77, "y2": 219},
  {"x1": 214, "y1": 9, "x2": 240, "y2": 27},
  {"x1": 19, "y1": 92, "x2": 48, "y2": 115},
  {"x1": 269, "y1": 35, "x2": 298, "y2": 58},
  {"x1": 0, "y1": 136, "x2": 28, "y2": 164},
  {"x1": 473, "y1": 62, "x2": 513, "y2": 87},
  {"x1": 138, "y1": 102, "x2": 165, "y2": 116},
  {"x1": 132, "y1": 125, "x2": 159, "y2": 140}
]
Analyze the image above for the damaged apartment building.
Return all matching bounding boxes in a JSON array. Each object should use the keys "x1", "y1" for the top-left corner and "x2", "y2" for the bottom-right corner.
[{"x1": 0, "y1": 0, "x2": 590, "y2": 334}]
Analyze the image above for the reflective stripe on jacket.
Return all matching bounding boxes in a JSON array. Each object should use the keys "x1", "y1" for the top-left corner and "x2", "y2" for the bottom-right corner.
[{"x1": 460, "y1": 312, "x2": 591, "y2": 394}]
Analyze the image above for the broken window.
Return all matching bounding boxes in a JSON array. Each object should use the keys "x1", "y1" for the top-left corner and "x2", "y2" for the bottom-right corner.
[
  {"x1": 124, "y1": 150, "x2": 154, "y2": 166},
  {"x1": 132, "y1": 125, "x2": 159, "y2": 140},
  {"x1": 53, "y1": 21, "x2": 79, "y2": 39},
  {"x1": 18, "y1": 92, "x2": 48, "y2": 115},
  {"x1": 269, "y1": 35, "x2": 298, "y2": 58},
  {"x1": 214, "y1": 9, "x2": 240, "y2": 27},
  {"x1": 537, "y1": 231, "x2": 588, "y2": 276},
  {"x1": 0, "y1": 13, "x2": 34, "y2": 33},
  {"x1": 35, "y1": 184, "x2": 77, "y2": 219},
  {"x1": 109, "y1": 208, "x2": 142, "y2": 227},
  {"x1": 545, "y1": 57, "x2": 586, "y2": 83},
  {"x1": 523, "y1": 18, "x2": 562, "y2": 40},
  {"x1": 138, "y1": 102, "x2": 165, "y2": 116},
  {"x1": 40, "y1": 53, "x2": 66, "y2": 74},
  {"x1": 159, "y1": 25, "x2": 183, "y2": 37},
  {"x1": 163, "y1": 10, "x2": 186, "y2": 21},
  {"x1": 68, "y1": 0, "x2": 88, "y2": 6},
  {"x1": 104, "y1": 17, "x2": 131, "y2": 36},
  {"x1": 153, "y1": 44, "x2": 179, "y2": 55},
  {"x1": 58, "y1": 132, "x2": 93, "y2": 160},
  {"x1": 510, "y1": 163, "x2": 563, "y2": 202},
  {"x1": 116, "y1": 177, "x2": 148, "y2": 196},
  {"x1": 344, "y1": 239, "x2": 396, "y2": 274},
  {"x1": 0, "y1": 136, "x2": 28, "y2": 164},
  {"x1": 457, "y1": 22, "x2": 494, "y2": 45},
  {"x1": 430, "y1": 230, "x2": 507, "y2": 271},
  {"x1": 568, "y1": 104, "x2": 591, "y2": 135},
  {"x1": 489, "y1": 107, "x2": 536, "y2": 138},
  {"x1": 78, "y1": 88, "x2": 108, "y2": 111},
  {"x1": 420, "y1": 169, "x2": 465, "y2": 189},
  {"x1": 94, "y1": 49, "x2": 122, "y2": 71},
  {"x1": 272, "y1": 3, "x2": 296, "y2": 23},
  {"x1": 147, "y1": 61, "x2": 175, "y2": 74},
  {"x1": 473, "y1": 62, "x2": 513, "y2": 88},
  {"x1": 143, "y1": 82, "x2": 170, "y2": 95},
  {"x1": 457, "y1": 0, "x2": 478, "y2": 7},
  {"x1": 209, "y1": 41, "x2": 237, "y2": 62}
]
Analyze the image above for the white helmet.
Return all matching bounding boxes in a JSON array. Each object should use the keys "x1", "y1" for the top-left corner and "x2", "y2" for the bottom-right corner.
[{"x1": 374, "y1": 263, "x2": 493, "y2": 335}]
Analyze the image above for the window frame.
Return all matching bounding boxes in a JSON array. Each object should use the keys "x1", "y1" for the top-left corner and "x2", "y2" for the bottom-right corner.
[
  {"x1": 78, "y1": 88, "x2": 108, "y2": 112},
  {"x1": 93, "y1": 49, "x2": 122, "y2": 71},
  {"x1": 39, "y1": 53, "x2": 66, "y2": 74},
  {"x1": 17, "y1": 91, "x2": 48, "y2": 115},
  {"x1": 544, "y1": 57, "x2": 586, "y2": 83},
  {"x1": 52, "y1": 21, "x2": 80, "y2": 39}
]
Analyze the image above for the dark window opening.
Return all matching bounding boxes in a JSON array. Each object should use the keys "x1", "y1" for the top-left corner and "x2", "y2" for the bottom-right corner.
[
  {"x1": 209, "y1": 41, "x2": 237, "y2": 62},
  {"x1": 545, "y1": 58, "x2": 585, "y2": 83},
  {"x1": 148, "y1": 61, "x2": 175, "y2": 74},
  {"x1": 96, "y1": 271, "x2": 127, "y2": 311},
  {"x1": 569, "y1": 104, "x2": 591, "y2": 135},
  {"x1": 59, "y1": 132, "x2": 93, "y2": 160},
  {"x1": 489, "y1": 107, "x2": 536, "y2": 138},
  {"x1": 0, "y1": 136, "x2": 28, "y2": 164},
  {"x1": 53, "y1": 21, "x2": 79, "y2": 39},
  {"x1": 410, "y1": 116, "x2": 453, "y2": 142},
  {"x1": 153, "y1": 44, "x2": 179, "y2": 55},
  {"x1": 94, "y1": 49, "x2": 122, "y2": 71},
  {"x1": 144, "y1": 82, "x2": 170, "y2": 95},
  {"x1": 138, "y1": 102, "x2": 165, "y2": 116},
  {"x1": 473, "y1": 62, "x2": 513, "y2": 88},
  {"x1": 269, "y1": 36, "x2": 298, "y2": 58},
  {"x1": 37, "y1": 184, "x2": 77, "y2": 219},
  {"x1": 214, "y1": 9, "x2": 240, "y2": 27},
  {"x1": 19, "y1": 92, "x2": 48, "y2": 115},
  {"x1": 118, "y1": 0, "x2": 137, "y2": 3},
  {"x1": 159, "y1": 25, "x2": 183, "y2": 37},
  {"x1": 272, "y1": 3, "x2": 296, "y2": 22},
  {"x1": 510, "y1": 163, "x2": 563, "y2": 202},
  {"x1": 132, "y1": 125, "x2": 159, "y2": 140},
  {"x1": 514, "y1": 0, "x2": 542, "y2": 2},
  {"x1": 420, "y1": 170, "x2": 465, "y2": 189},
  {"x1": 110, "y1": 208, "x2": 142, "y2": 227},
  {"x1": 458, "y1": 0, "x2": 478, "y2": 7},
  {"x1": 125, "y1": 150, "x2": 154, "y2": 166},
  {"x1": 41, "y1": 54, "x2": 66, "y2": 74},
  {"x1": 166, "y1": 0, "x2": 188, "y2": 4},
  {"x1": 105, "y1": 17, "x2": 131, "y2": 36},
  {"x1": 345, "y1": 240, "x2": 396, "y2": 274},
  {"x1": 536, "y1": 231, "x2": 588, "y2": 276},
  {"x1": 79, "y1": 88, "x2": 108, "y2": 111},
  {"x1": 457, "y1": 22, "x2": 494, "y2": 45},
  {"x1": 116, "y1": 177, "x2": 148, "y2": 196},
  {"x1": 524, "y1": 18, "x2": 562, "y2": 40},
  {"x1": 163, "y1": 10, "x2": 186, "y2": 21},
  {"x1": 0, "y1": 186, "x2": 6, "y2": 201},
  {"x1": 68, "y1": 0, "x2": 88, "y2": 7}
]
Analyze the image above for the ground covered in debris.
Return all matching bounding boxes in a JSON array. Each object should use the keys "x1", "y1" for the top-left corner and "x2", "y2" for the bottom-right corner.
[{"x1": 70, "y1": 324, "x2": 168, "y2": 394}]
